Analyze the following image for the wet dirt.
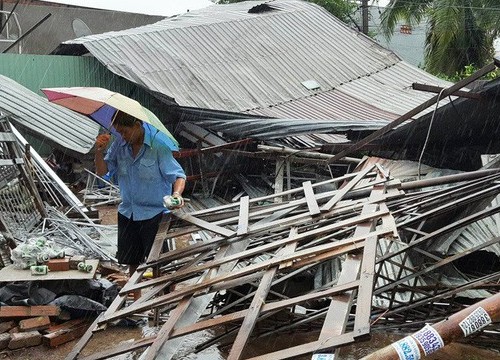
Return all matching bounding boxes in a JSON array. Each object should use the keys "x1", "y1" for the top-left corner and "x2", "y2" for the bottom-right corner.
[{"x1": 2, "y1": 327, "x2": 499, "y2": 359}]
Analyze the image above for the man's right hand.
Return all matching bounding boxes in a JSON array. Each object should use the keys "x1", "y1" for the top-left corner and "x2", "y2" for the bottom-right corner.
[{"x1": 95, "y1": 134, "x2": 111, "y2": 152}]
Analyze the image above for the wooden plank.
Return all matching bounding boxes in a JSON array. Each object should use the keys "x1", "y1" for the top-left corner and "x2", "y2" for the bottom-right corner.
[
  {"x1": 43, "y1": 322, "x2": 91, "y2": 348},
  {"x1": 175, "y1": 213, "x2": 235, "y2": 237},
  {"x1": 228, "y1": 234, "x2": 297, "y2": 360},
  {"x1": 248, "y1": 206, "x2": 387, "y2": 236},
  {"x1": 320, "y1": 164, "x2": 375, "y2": 212},
  {"x1": 19, "y1": 316, "x2": 50, "y2": 331},
  {"x1": 353, "y1": 234, "x2": 378, "y2": 339},
  {"x1": 171, "y1": 280, "x2": 360, "y2": 339},
  {"x1": 352, "y1": 193, "x2": 398, "y2": 339},
  {"x1": 44, "y1": 319, "x2": 87, "y2": 334},
  {"x1": 0, "y1": 132, "x2": 16, "y2": 141},
  {"x1": 98, "y1": 238, "x2": 367, "y2": 325},
  {"x1": 141, "y1": 297, "x2": 191, "y2": 360},
  {"x1": 78, "y1": 337, "x2": 155, "y2": 360},
  {"x1": 319, "y1": 255, "x2": 362, "y2": 341},
  {"x1": 0, "y1": 306, "x2": 60, "y2": 318},
  {"x1": 303, "y1": 181, "x2": 320, "y2": 215},
  {"x1": 0, "y1": 158, "x2": 24, "y2": 166},
  {"x1": 279, "y1": 228, "x2": 298, "y2": 270},
  {"x1": 412, "y1": 82, "x2": 481, "y2": 99},
  {"x1": 0, "y1": 260, "x2": 99, "y2": 281},
  {"x1": 318, "y1": 196, "x2": 379, "y2": 345},
  {"x1": 227, "y1": 271, "x2": 275, "y2": 360},
  {"x1": 237, "y1": 196, "x2": 249, "y2": 236},
  {"x1": 146, "y1": 217, "x2": 171, "y2": 263}
]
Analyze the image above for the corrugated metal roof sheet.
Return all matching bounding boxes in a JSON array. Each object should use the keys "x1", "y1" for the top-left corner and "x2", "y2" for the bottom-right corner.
[
  {"x1": 245, "y1": 87, "x2": 400, "y2": 121},
  {"x1": 365, "y1": 156, "x2": 500, "y2": 257},
  {"x1": 0, "y1": 74, "x2": 99, "y2": 154},
  {"x1": 58, "y1": 0, "x2": 452, "y2": 122},
  {"x1": 188, "y1": 117, "x2": 389, "y2": 140}
]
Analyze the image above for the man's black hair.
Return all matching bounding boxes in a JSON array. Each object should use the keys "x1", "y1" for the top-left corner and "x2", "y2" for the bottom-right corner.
[{"x1": 112, "y1": 111, "x2": 142, "y2": 127}]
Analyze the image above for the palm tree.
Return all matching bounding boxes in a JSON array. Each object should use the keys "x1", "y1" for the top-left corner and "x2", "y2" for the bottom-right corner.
[{"x1": 380, "y1": 0, "x2": 500, "y2": 77}]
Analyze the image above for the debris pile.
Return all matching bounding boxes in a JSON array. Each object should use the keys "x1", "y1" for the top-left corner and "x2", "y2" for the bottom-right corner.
[
  {"x1": 68, "y1": 161, "x2": 500, "y2": 359},
  {"x1": 0, "y1": 73, "x2": 499, "y2": 358}
]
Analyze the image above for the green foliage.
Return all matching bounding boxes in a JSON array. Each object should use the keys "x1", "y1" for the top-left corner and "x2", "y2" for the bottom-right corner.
[
  {"x1": 306, "y1": 0, "x2": 357, "y2": 24},
  {"x1": 436, "y1": 63, "x2": 500, "y2": 82},
  {"x1": 380, "y1": 0, "x2": 500, "y2": 77}
]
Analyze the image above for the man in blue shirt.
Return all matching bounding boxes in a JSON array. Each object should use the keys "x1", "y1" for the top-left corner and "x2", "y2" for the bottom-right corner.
[{"x1": 94, "y1": 111, "x2": 186, "y2": 276}]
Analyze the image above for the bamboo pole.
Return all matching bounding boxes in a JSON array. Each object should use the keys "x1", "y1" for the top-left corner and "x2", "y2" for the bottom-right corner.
[{"x1": 361, "y1": 292, "x2": 500, "y2": 360}]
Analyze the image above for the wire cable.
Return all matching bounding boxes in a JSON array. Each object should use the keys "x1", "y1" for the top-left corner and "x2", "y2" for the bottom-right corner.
[{"x1": 417, "y1": 87, "x2": 446, "y2": 179}]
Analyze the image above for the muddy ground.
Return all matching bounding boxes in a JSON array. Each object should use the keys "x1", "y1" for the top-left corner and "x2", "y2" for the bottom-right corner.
[{"x1": 2, "y1": 327, "x2": 499, "y2": 359}]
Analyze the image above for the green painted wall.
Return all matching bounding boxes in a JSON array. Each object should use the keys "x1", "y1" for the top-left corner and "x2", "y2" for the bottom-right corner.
[
  {"x1": 0, "y1": 54, "x2": 173, "y2": 155},
  {"x1": 0, "y1": 53, "x2": 157, "y2": 105}
]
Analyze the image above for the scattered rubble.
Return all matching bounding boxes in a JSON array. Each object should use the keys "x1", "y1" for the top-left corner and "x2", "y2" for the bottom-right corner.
[{"x1": 0, "y1": 66, "x2": 499, "y2": 358}]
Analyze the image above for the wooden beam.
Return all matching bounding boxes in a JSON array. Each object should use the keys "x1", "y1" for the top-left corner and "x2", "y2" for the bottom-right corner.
[
  {"x1": 171, "y1": 280, "x2": 360, "y2": 338},
  {"x1": 320, "y1": 164, "x2": 375, "y2": 212},
  {"x1": 99, "y1": 239, "x2": 369, "y2": 324},
  {"x1": 175, "y1": 213, "x2": 235, "y2": 237},
  {"x1": 303, "y1": 181, "x2": 321, "y2": 215},
  {"x1": 412, "y1": 83, "x2": 481, "y2": 99},
  {"x1": 0, "y1": 306, "x2": 60, "y2": 317},
  {"x1": 237, "y1": 196, "x2": 250, "y2": 236},
  {"x1": 228, "y1": 231, "x2": 298, "y2": 360}
]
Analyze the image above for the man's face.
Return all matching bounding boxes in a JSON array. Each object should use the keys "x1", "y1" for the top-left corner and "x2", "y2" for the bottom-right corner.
[{"x1": 114, "y1": 122, "x2": 140, "y2": 144}]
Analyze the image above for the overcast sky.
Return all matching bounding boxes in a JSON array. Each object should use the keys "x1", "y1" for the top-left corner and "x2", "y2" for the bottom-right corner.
[
  {"x1": 39, "y1": 0, "x2": 391, "y2": 16},
  {"x1": 38, "y1": 0, "x2": 214, "y2": 16}
]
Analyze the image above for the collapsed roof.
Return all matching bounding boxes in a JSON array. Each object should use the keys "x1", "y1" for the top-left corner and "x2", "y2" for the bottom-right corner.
[
  {"x1": 0, "y1": 74, "x2": 99, "y2": 154},
  {"x1": 372, "y1": 76, "x2": 500, "y2": 170},
  {"x1": 54, "y1": 0, "x2": 453, "y2": 147}
]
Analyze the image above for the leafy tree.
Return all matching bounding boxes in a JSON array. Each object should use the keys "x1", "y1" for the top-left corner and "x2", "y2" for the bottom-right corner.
[
  {"x1": 380, "y1": 0, "x2": 500, "y2": 77},
  {"x1": 303, "y1": 0, "x2": 358, "y2": 25}
]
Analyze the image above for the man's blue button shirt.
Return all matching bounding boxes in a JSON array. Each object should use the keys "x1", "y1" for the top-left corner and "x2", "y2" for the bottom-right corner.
[{"x1": 104, "y1": 124, "x2": 186, "y2": 221}]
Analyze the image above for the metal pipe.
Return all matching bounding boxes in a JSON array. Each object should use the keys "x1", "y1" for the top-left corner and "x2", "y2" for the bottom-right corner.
[
  {"x1": 258, "y1": 144, "x2": 361, "y2": 164},
  {"x1": 361, "y1": 292, "x2": 500, "y2": 360},
  {"x1": 401, "y1": 167, "x2": 500, "y2": 191},
  {"x1": 345, "y1": 167, "x2": 500, "y2": 201},
  {"x1": 2, "y1": 13, "x2": 51, "y2": 53},
  {"x1": 0, "y1": 0, "x2": 20, "y2": 35}
]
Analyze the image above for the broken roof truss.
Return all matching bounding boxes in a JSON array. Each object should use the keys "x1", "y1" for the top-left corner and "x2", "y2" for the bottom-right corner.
[
  {"x1": 68, "y1": 161, "x2": 500, "y2": 359},
  {"x1": 0, "y1": 114, "x2": 115, "y2": 260}
]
